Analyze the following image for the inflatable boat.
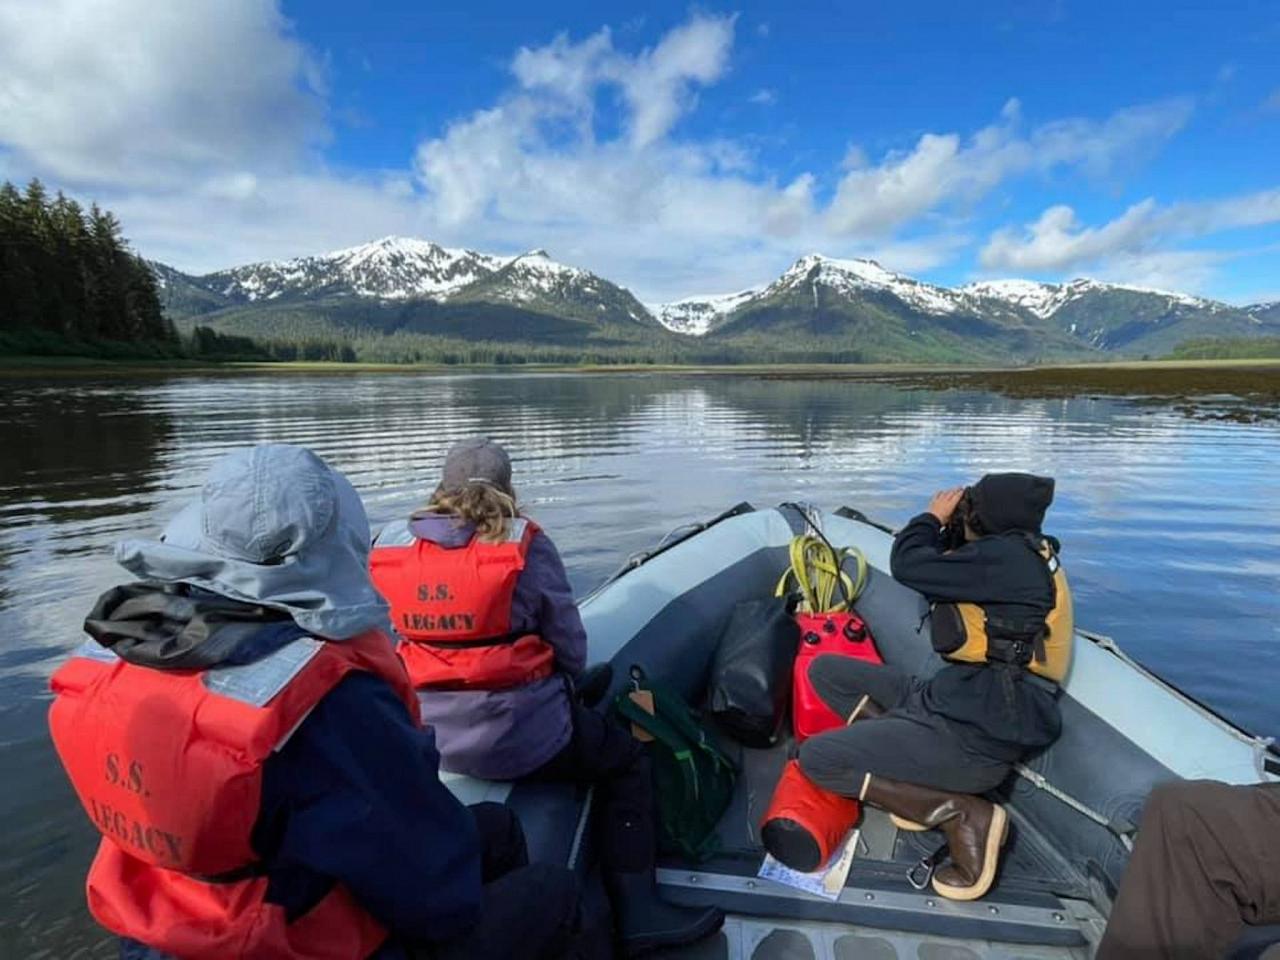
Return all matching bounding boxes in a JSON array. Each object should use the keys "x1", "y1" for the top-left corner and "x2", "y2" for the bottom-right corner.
[{"x1": 441, "y1": 503, "x2": 1280, "y2": 959}]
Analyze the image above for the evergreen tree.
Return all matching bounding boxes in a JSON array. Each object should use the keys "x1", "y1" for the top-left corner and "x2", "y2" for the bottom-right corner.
[{"x1": 0, "y1": 180, "x2": 173, "y2": 357}]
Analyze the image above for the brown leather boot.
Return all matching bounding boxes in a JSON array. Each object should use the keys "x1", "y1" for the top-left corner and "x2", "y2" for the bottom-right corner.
[{"x1": 860, "y1": 775, "x2": 1009, "y2": 901}]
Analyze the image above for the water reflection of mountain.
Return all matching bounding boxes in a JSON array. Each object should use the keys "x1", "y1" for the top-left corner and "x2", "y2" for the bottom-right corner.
[{"x1": 470, "y1": 374, "x2": 944, "y2": 450}]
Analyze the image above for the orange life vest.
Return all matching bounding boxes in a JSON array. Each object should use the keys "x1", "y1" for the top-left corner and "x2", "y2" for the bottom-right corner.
[
  {"x1": 932, "y1": 535, "x2": 1074, "y2": 683},
  {"x1": 48, "y1": 628, "x2": 418, "y2": 960},
  {"x1": 369, "y1": 517, "x2": 556, "y2": 691}
]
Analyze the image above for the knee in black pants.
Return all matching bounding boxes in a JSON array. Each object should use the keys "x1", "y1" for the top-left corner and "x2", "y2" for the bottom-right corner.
[
  {"x1": 429, "y1": 863, "x2": 586, "y2": 960},
  {"x1": 600, "y1": 749, "x2": 657, "y2": 874},
  {"x1": 499, "y1": 863, "x2": 584, "y2": 960},
  {"x1": 469, "y1": 801, "x2": 529, "y2": 882}
]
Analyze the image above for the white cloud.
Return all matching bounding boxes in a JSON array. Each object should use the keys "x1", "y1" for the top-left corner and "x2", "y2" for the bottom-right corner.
[
  {"x1": 1087, "y1": 250, "x2": 1231, "y2": 293},
  {"x1": 978, "y1": 187, "x2": 1280, "y2": 294},
  {"x1": 981, "y1": 201, "x2": 1162, "y2": 272},
  {"x1": 825, "y1": 97, "x2": 1192, "y2": 235},
  {"x1": 508, "y1": 15, "x2": 735, "y2": 149},
  {"x1": 106, "y1": 172, "x2": 427, "y2": 275},
  {"x1": 749, "y1": 88, "x2": 778, "y2": 106},
  {"x1": 411, "y1": 26, "x2": 1194, "y2": 298},
  {"x1": 981, "y1": 187, "x2": 1280, "y2": 274},
  {"x1": 0, "y1": 0, "x2": 325, "y2": 187},
  {"x1": 0, "y1": 4, "x2": 1210, "y2": 300}
]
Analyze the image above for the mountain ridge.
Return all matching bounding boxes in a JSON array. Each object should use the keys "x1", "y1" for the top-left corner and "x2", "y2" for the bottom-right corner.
[{"x1": 153, "y1": 237, "x2": 1280, "y2": 363}]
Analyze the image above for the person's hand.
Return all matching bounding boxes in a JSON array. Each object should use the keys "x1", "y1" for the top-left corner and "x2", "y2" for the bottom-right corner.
[{"x1": 927, "y1": 487, "x2": 965, "y2": 525}]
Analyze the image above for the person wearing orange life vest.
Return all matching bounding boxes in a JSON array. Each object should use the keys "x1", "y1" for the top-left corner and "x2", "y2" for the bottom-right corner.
[
  {"x1": 48, "y1": 444, "x2": 592, "y2": 960},
  {"x1": 370, "y1": 438, "x2": 723, "y2": 958}
]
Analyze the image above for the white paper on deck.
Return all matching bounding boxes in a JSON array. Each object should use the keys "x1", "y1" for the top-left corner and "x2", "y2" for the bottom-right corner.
[{"x1": 756, "y1": 828, "x2": 860, "y2": 901}]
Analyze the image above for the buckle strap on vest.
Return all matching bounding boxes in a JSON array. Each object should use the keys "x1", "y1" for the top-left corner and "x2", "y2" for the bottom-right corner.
[
  {"x1": 985, "y1": 612, "x2": 1049, "y2": 667},
  {"x1": 415, "y1": 630, "x2": 542, "y2": 650}
]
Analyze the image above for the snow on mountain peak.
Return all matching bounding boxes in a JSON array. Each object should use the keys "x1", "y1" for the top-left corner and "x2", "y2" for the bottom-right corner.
[
  {"x1": 775, "y1": 253, "x2": 959, "y2": 315},
  {"x1": 960, "y1": 279, "x2": 1064, "y2": 318},
  {"x1": 508, "y1": 250, "x2": 582, "y2": 277},
  {"x1": 649, "y1": 288, "x2": 761, "y2": 336},
  {"x1": 475, "y1": 249, "x2": 606, "y2": 306},
  {"x1": 211, "y1": 235, "x2": 510, "y2": 302},
  {"x1": 1065, "y1": 278, "x2": 1214, "y2": 309},
  {"x1": 963, "y1": 276, "x2": 1219, "y2": 319}
]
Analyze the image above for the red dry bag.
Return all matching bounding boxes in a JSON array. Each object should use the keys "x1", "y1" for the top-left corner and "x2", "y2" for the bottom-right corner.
[
  {"x1": 792, "y1": 609, "x2": 882, "y2": 742},
  {"x1": 760, "y1": 759, "x2": 861, "y2": 872}
]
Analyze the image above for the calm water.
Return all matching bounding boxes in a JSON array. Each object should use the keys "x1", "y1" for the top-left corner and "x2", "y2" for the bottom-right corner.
[{"x1": 1, "y1": 370, "x2": 1278, "y2": 956}]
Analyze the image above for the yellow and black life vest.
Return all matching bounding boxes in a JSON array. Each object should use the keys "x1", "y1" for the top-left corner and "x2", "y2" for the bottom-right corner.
[{"x1": 930, "y1": 535, "x2": 1074, "y2": 683}]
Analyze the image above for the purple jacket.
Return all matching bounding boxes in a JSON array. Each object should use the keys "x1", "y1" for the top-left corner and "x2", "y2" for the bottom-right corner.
[{"x1": 374, "y1": 515, "x2": 586, "y2": 780}]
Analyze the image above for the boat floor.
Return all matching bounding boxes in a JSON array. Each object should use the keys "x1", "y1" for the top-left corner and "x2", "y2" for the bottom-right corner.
[
  {"x1": 648, "y1": 737, "x2": 1105, "y2": 957},
  {"x1": 444, "y1": 731, "x2": 1106, "y2": 958},
  {"x1": 649, "y1": 911, "x2": 1098, "y2": 960}
]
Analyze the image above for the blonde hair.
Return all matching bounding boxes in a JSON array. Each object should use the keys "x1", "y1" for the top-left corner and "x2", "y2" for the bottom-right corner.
[{"x1": 416, "y1": 483, "x2": 519, "y2": 542}]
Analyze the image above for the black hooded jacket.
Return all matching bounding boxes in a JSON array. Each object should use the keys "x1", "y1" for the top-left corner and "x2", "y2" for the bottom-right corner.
[{"x1": 890, "y1": 473, "x2": 1063, "y2": 750}]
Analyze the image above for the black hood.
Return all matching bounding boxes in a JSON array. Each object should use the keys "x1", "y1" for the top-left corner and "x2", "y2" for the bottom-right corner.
[
  {"x1": 967, "y1": 473, "x2": 1055, "y2": 536},
  {"x1": 84, "y1": 581, "x2": 301, "y2": 670}
]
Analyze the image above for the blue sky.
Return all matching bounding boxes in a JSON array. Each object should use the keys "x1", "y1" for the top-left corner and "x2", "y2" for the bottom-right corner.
[{"x1": 1, "y1": 1, "x2": 1277, "y2": 302}]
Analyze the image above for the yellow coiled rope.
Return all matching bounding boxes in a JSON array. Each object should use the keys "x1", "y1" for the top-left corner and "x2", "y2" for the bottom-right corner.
[{"x1": 774, "y1": 534, "x2": 868, "y2": 613}]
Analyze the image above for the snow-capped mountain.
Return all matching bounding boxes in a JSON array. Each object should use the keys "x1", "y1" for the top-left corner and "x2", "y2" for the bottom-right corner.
[
  {"x1": 647, "y1": 255, "x2": 1237, "y2": 337},
  {"x1": 765, "y1": 254, "x2": 967, "y2": 315},
  {"x1": 962, "y1": 277, "x2": 1223, "y2": 321},
  {"x1": 205, "y1": 236, "x2": 508, "y2": 303},
  {"x1": 646, "y1": 255, "x2": 1038, "y2": 336},
  {"x1": 1247, "y1": 301, "x2": 1280, "y2": 324},
  {"x1": 964, "y1": 278, "x2": 1235, "y2": 351},
  {"x1": 167, "y1": 237, "x2": 654, "y2": 328},
  {"x1": 958, "y1": 279, "x2": 1064, "y2": 318},
  {"x1": 155, "y1": 239, "x2": 1280, "y2": 361},
  {"x1": 447, "y1": 250, "x2": 654, "y2": 326},
  {"x1": 648, "y1": 289, "x2": 760, "y2": 335},
  {"x1": 646, "y1": 256, "x2": 977, "y2": 336}
]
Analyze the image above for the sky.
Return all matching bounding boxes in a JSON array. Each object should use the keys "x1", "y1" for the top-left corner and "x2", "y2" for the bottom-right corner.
[{"x1": 1, "y1": 1, "x2": 1278, "y2": 304}]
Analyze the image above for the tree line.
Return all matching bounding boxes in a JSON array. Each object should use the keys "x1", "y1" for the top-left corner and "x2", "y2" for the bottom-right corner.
[
  {"x1": 1168, "y1": 336, "x2": 1280, "y2": 361},
  {"x1": 0, "y1": 179, "x2": 180, "y2": 357},
  {"x1": 187, "y1": 325, "x2": 357, "y2": 363}
]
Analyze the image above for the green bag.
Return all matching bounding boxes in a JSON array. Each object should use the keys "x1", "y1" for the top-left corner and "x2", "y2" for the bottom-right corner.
[{"x1": 614, "y1": 669, "x2": 738, "y2": 862}]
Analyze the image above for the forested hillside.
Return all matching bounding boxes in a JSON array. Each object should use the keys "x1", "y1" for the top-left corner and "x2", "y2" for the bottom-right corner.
[
  {"x1": 1168, "y1": 336, "x2": 1280, "y2": 360},
  {"x1": 0, "y1": 180, "x2": 179, "y2": 357}
]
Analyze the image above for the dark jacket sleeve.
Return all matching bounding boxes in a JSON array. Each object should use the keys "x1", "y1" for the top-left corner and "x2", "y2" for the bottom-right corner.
[
  {"x1": 521, "y1": 531, "x2": 588, "y2": 676},
  {"x1": 889, "y1": 512, "x2": 1007, "y2": 604},
  {"x1": 261, "y1": 672, "x2": 483, "y2": 944}
]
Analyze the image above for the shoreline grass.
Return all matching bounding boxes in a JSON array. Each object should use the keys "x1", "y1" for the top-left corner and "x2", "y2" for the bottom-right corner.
[{"x1": 3, "y1": 354, "x2": 1279, "y2": 378}]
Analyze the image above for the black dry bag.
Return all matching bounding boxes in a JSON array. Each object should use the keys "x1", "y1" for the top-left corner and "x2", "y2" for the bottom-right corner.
[{"x1": 708, "y1": 596, "x2": 799, "y2": 747}]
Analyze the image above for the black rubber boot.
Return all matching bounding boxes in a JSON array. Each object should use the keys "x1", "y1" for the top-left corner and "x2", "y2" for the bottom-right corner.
[
  {"x1": 575, "y1": 662, "x2": 615, "y2": 708},
  {"x1": 606, "y1": 870, "x2": 723, "y2": 957}
]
